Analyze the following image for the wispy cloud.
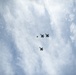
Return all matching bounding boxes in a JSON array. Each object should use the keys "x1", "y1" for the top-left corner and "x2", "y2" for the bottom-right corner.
[
  {"x1": 0, "y1": 0, "x2": 76, "y2": 75},
  {"x1": 0, "y1": 41, "x2": 14, "y2": 75}
]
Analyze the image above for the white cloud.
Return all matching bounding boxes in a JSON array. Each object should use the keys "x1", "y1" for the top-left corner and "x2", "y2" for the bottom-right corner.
[
  {"x1": 0, "y1": 41, "x2": 14, "y2": 75},
  {"x1": 0, "y1": 0, "x2": 76, "y2": 75},
  {"x1": 70, "y1": 23, "x2": 76, "y2": 43}
]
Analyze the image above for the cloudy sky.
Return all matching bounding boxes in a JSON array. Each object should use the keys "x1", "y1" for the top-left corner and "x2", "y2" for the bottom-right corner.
[{"x1": 0, "y1": 0, "x2": 76, "y2": 75}]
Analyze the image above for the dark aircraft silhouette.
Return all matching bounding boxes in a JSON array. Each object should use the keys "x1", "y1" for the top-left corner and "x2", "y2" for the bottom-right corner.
[
  {"x1": 39, "y1": 47, "x2": 43, "y2": 51},
  {"x1": 45, "y1": 34, "x2": 49, "y2": 37},
  {"x1": 40, "y1": 34, "x2": 44, "y2": 38}
]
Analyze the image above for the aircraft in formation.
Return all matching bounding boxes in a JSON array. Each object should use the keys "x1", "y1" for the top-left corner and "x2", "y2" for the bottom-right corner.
[
  {"x1": 39, "y1": 47, "x2": 43, "y2": 51},
  {"x1": 37, "y1": 34, "x2": 49, "y2": 38},
  {"x1": 37, "y1": 34, "x2": 49, "y2": 51}
]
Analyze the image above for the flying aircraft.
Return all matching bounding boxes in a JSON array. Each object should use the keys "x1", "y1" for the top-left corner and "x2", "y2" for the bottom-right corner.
[
  {"x1": 45, "y1": 34, "x2": 49, "y2": 37},
  {"x1": 40, "y1": 34, "x2": 44, "y2": 38},
  {"x1": 39, "y1": 47, "x2": 43, "y2": 51}
]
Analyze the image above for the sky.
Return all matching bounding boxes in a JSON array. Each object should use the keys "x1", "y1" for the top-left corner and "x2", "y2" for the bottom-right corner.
[{"x1": 0, "y1": 0, "x2": 76, "y2": 75}]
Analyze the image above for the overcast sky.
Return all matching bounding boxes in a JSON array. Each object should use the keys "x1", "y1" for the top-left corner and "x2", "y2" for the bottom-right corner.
[{"x1": 0, "y1": 0, "x2": 76, "y2": 75}]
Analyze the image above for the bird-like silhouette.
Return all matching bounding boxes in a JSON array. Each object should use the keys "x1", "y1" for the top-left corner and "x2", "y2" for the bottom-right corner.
[
  {"x1": 39, "y1": 47, "x2": 43, "y2": 51},
  {"x1": 40, "y1": 34, "x2": 44, "y2": 38},
  {"x1": 45, "y1": 34, "x2": 49, "y2": 37}
]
